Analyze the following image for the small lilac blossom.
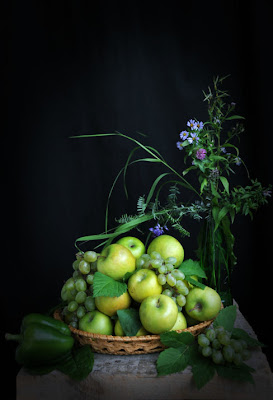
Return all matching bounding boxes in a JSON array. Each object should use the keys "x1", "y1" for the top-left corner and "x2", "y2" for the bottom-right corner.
[
  {"x1": 176, "y1": 141, "x2": 184, "y2": 150},
  {"x1": 221, "y1": 147, "x2": 227, "y2": 153},
  {"x1": 263, "y1": 189, "x2": 272, "y2": 197},
  {"x1": 195, "y1": 121, "x2": 204, "y2": 130},
  {"x1": 234, "y1": 157, "x2": 241, "y2": 166},
  {"x1": 149, "y1": 223, "x2": 168, "y2": 237},
  {"x1": 187, "y1": 119, "x2": 197, "y2": 130},
  {"x1": 196, "y1": 148, "x2": 207, "y2": 160},
  {"x1": 188, "y1": 132, "x2": 199, "y2": 144},
  {"x1": 180, "y1": 130, "x2": 189, "y2": 140}
]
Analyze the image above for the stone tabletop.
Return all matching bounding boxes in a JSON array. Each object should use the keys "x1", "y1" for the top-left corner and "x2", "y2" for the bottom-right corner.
[{"x1": 16, "y1": 302, "x2": 273, "y2": 400}]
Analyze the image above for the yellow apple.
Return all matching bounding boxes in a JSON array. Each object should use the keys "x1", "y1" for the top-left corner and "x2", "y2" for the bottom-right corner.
[
  {"x1": 170, "y1": 311, "x2": 187, "y2": 331},
  {"x1": 128, "y1": 269, "x2": 162, "y2": 303},
  {"x1": 97, "y1": 243, "x2": 136, "y2": 281},
  {"x1": 95, "y1": 291, "x2": 131, "y2": 317},
  {"x1": 147, "y1": 235, "x2": 184, "y2": 266}
]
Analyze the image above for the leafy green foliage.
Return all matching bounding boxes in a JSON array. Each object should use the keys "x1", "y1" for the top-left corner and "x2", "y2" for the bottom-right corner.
[
  {"x1": 214, "y1": 305, "x2": 237, "y2": 331},
  {"x1": 92, "y1": 272, "x2": 127, "y2": 298},
  {"x1": 117, "y1": 308, "x2": 142, "y2": 336}
]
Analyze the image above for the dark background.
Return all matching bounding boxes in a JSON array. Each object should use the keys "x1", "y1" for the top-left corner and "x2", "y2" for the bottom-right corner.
[{"x1": 4, "y1": 1, "x2": 273, "y2": 397}]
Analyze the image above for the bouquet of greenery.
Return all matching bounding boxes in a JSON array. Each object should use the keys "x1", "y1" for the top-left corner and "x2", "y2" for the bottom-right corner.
[{"x1": 73, "y1": 76, "x2": 271, "y2": 305}]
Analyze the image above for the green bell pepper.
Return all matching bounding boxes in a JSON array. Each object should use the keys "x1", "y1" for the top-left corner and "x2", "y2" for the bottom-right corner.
[{"x1": 6, "y1": 313, "x2": 74, "y2": 368}]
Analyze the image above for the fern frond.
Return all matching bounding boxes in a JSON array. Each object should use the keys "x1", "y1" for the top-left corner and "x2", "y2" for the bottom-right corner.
[
  {"x1": 115, "y1": 214, "x2": 138, "y2": 224},
  {"x1": 137, "y1": 195, "x2": 146, "y2": 215}
]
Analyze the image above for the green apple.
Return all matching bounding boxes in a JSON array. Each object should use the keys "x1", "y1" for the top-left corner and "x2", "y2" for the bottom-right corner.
[
  {"x1": 170, "y1": 311, "x2": 187, "y2": 331},
  {"x1": 97, "y1": 243, "x2": 136, "y2": 281},
  {"x1": 95, "y1": 291, "x2": 131, "y2": 317},
  {"x1": 128, "y1": 269, "x2": 162, "y2": 303},
  {"x1": 114, "y1": 319, "x2": 148, "y2": 336},
  {"x1": 79, "y1": 310, "x2": 113, "y2": 335},
  {"x1": 116, "y1": 236, "x2": 145, "y2": 259},
  {"x1": 147, "y1": 235, "x2": 184, "y2": 266},
  {"x1": 139, "y1": 294, "x2": 178, "y2": 334},
  {"x1": 185, "y1": 286, "x2": 222, "y2": 322}
]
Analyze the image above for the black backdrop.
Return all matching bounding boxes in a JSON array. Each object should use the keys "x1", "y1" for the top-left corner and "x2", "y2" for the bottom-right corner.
[{"x1": 4, "y1": 1, "x2": 273, "y2": 396}]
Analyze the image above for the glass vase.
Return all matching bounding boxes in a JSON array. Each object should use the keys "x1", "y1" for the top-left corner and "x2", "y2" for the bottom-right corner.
[{"x1": 197, "y1": 215, "x2": 236, "y2": 306}]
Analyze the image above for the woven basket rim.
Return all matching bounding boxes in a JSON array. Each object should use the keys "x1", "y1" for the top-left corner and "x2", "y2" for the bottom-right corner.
[{"x1": 54, "y1": 309, "x2": 215, "y2": 342}]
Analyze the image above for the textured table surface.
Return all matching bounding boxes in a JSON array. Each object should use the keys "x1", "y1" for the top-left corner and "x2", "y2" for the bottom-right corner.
[{"x1": 17, "y1": 302, "x2": 273, "y2": 400}]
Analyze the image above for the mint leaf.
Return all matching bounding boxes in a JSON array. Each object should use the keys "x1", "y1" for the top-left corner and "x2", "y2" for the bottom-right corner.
[
  {"x1": 231, "y1": 328, "x2": 265, "y2": 347},
  {"x1": 215, "y1": 363, "x2": 255, "y2": 384},
  {"x1": 156, "y1": 347, "x2": 189, "y2": 376},
  {"x1": 160, "y1": 331, "x2": 194, "y2": 348},
  {"x1": 93, "y1": 272, "x2": 127, "y2": 297},
  {"x1": 213, "y1": 305, "x2": 236, "y2": 332},
  {"x1": 191, "y1": 357, "x2": 215, "y2": 389},
  {"x1": 117, "y1": 308, "x2": 142, "y2": 336},
  {"x1": 56, "y1": 346, "x2": 94, "y2": 381},
  {"x1": 179, "y1": 259, "x2": 207, "y2": 279}
]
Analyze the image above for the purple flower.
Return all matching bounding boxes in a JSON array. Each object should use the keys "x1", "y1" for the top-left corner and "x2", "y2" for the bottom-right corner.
[
  {"x1": 187, "y1": 119, "x2": 197, "y2": 130},
  {"x1": 221, "y1": 147, "x2": 227, "y2": 153},
  {"x1": 196, "y1": 148, "x2": 207, "y2": 160},
  {"x1": 263, "y1": 189, "x2": 272, "y2": 197},
  {"x1": 176, "y1": 141, "x2": 184, "y2": 150},
  {"x1": 188, "y1": 132, "x2": 199, "y2": 144},
  {"x1": 149, "y1": 223, "x2": 168, "y2": 237},
  {"x1": 180, "y1": 130, "x2": 189, "y2": 140},
  {"x1": 234, "y1": 157, "x2": 241, "y2": 166},
  {"x1": 195, "y1": 121, "x2": 204, "y2": 130}
]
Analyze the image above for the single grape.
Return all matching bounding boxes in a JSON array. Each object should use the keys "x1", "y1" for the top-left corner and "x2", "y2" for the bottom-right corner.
[
  {"x1": 202, "y1": 346, "x2": 212, "y2": 357},
  {"x1": 165, "y1": 256, "x2": 177, "y2": 265},
  {"x1": 158, "y1": 265, "x2": 167, "y2": 274},
  {"x1": 84, "y1": 251, "x2": 97, "y2": 263},
  {"x1": 241, "y1": 349, "x2": 251, "y2": 361},
  {"x1": 214, "y1": 325, "x2": 225, "y2": 335},
  {"x1": 76, "y1": 252, "x2": 84, "y2": 260},
  {"x1": 157, "y1": 274, "x2": 167, "y2": 285},
  {"x1": 212, "y1": 350, "x2": 224, "y2": 364},
  {"x1": 73, "y1": 270, "x2": 81, "y2": 279},
  {"x1": 150, "y1": 251, "x2": 162, "y2": 260},
  {"x1": 175, "y1": 280, "x2": 189, "y2": 295},
  {"x1": 65, "y1": 288, "x2": 77, "y2": 301},
  {"x1": 198, "y1": 334, "x2": 210, "y2": 347},
  {"x1": 79, "y1": 260, "x2": 91, "y2": 275},
  {"x1": 217, "y1": 331, "x2": 231, "y2": 346},
  {"x1": 86, "y1": 274, "x2": 94, "y2": 285},
  {"x1": 166, "y1": 273, "x2": 176, "y2": 287},
  {"x1": 165, "y1": 263, "x2": 174, "y2": 272},
  {"x1": 176, "y1": 294, "x2": 186, "y2": 307},
  {"x1": 65, "y1": 277, "x2": 76, "y2": 291},
  {"x1": 75, "y1": 291, "x2": 87, "y2": 304},
  {"x1": 75, "y1": 278, "x2": 87, "y2": 292},
  {"x1": 150, "y1": 259, "x2": 162, "y2": 269},
  {"x1": 233, "y1": 353, "x2": 243, "y2": 366},
  {"x1": 162, "y1": 288, "x2": 173, "y2": 297},
  {"x1": 212, "y1": 338, "x2": 222, "y2": 350},
  {"x1": 171, "y1": 296, "x2": 177, "y2": 304},
  {"x1": 76, "y1": 306, "x2": 86, "y2": 319},
  {"x1": 68, "y1": 300, "x2": 78, "y2": 312},
  {"x1": 230, "y1": 339, "x2": 243, "y2": 353},
  {"x1": 205, "y1": 328, "x2": 216, "y2": 342},
  {"x1": 177, "y1": 305, "x2": 182, "y2": 312},
  {"x1": 171, "y1": 269, "x2": 185, "y2": 280},
  {"x1": 223, "y1": 345, "x2": 234, "y2": 362},
  {"x1": 136, "y1": 257, "x2": 145, "y2": 269},
  {"x1": 143, "y1": 260, "x2": 152, "y2": 269},
  {"x1": 141, "y1": 254, "x2": 151, "y2": 261},
  {"x1": 70, "y1": 320, "x2": 78, "y2": 329},
  {"x1": 85, "y1": 296, "x2": 95, "y2": 311},
  {"x1": 72, "y1": 259, "x2": 80, "y2": 271}
]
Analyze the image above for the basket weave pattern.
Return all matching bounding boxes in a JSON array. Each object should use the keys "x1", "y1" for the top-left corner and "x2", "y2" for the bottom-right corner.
[{"x1": 54, "y1": 309, "x2": 213, "y2": 355}]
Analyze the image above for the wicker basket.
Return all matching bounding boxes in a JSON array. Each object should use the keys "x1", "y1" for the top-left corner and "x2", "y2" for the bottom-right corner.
[{"x1": 53, "y1": 309, "x2": 215, "y2": 355}]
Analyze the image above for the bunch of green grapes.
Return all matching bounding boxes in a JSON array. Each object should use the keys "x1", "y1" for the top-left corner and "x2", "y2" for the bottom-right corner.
[
  {"x1": 61, "y1": 251, "x2": 98, "y2": 328},
  {"x1": 136, "y1": 252, "x2": 190, "y2": 311},
  {"x1": 198, "y1": 325, "x2": 251, "y2": 365}
]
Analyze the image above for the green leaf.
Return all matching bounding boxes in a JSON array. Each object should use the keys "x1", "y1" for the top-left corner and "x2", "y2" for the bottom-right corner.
[
  {"x1": 191, "y1": 357, "x2": 216, "y2": 389},
  {"x1": 56, "y1": 346, "x2": 94, "y2": 381},
  {"x1": 160, "y1": 331, "x2": 194, "y2": 348},
  {"x1": 200, "y1": 177, "x2": 208, "y2": 194},
  {"x1": 213, "y1": 206, "x2": 229, "y2": 232},
  {"x1": 145, "y1": 173, "x2": 170, "y2": 208},
  {"x1": 225, "y1": 115, "x2": 245, "y2": 121},
  {"x1": 215, "y1": 363, "x2": 254, "y2": 384},
  {"x1": 117, "y1": 308, "x2": 142, "y2": 336},
  {"x1": 185, "y1": 276, "x2": 206, "y2": 289},
  {"x1": 213, "y1": 305, "x2": 236, "y2": 332},
  {"x1": 220, "y1": 176, "x2": 229, "y2": 195},
  {"x1": 231, "y1": 328, "x2": 265, "y2": 347},
  {"x1": 92, "y1": 272, "x2": 127, "y2": 298},
  {"x1": 179, "y1": 259, "x2": 207, "y2": 279},
  {"x1": 210, "y1": 181, "x2": 221, "y2": 198},
  {"x1": 156, "y1": 347, "x2": 189, "y2": 376}
]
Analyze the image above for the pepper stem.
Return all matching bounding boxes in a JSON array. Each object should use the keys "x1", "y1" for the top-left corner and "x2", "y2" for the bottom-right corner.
[{"x1": 5, "y1": 333, "x2": 22, "y2": 342}]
